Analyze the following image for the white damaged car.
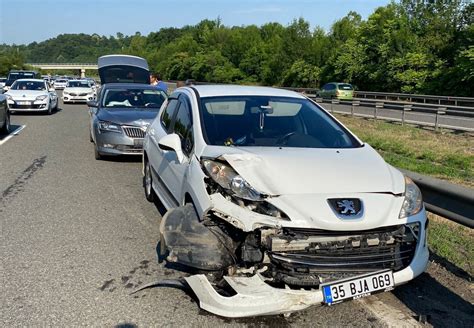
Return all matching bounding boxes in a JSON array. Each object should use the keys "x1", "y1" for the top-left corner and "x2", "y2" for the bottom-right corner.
[
  {"x1": 142, "y1": 85, "x2": 429, "y2": 318},
  {"x1": 5, "y1": 79, "x2": 58, "y2": 114}
]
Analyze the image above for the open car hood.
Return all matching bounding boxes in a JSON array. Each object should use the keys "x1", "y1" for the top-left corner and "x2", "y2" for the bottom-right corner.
[{"x1": 98, "y1": 55, "x2": 150, "y2": 85}]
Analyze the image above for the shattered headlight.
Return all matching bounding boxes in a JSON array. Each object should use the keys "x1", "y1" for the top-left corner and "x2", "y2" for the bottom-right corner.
[
  {"x1": 98, "y1": 121, "x2": 122, "y2": 133},
  {"x1": 399, "y1": 176, "x2": 423, "y2": 219},
  {"x1": 202, "y1": 159, "x2": 263, "y2": 201}
]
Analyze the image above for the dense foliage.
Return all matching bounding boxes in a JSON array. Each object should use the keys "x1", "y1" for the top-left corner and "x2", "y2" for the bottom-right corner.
[{"x1": 1, "y1": 0, "x2": 472, "y2": 95}]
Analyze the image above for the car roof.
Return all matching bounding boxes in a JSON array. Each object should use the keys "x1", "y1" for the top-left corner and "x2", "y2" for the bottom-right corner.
[
  {"x1": 101, "y1": 83, "x2": 157, "y2": 89},
  {"x1": 14, "y1": 79, "x2": 45, "y2": 83},
  {"x1": 9, "y1": 70, "x2": 38, "y2": 73},
  {"x1": 187, "y1": 85, "x2": 305, "y2": 99}
]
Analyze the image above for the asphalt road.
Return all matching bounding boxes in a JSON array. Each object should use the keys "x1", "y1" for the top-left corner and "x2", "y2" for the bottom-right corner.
[{"x1": 1, "y1": 97, "x2": 473, "y2": 327}]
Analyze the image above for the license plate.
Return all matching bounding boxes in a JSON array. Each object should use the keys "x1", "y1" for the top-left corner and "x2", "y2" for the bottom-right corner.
[
  {"x1": 134, "y1": 139, "x2": 144, "y2": 147},
  {"x1": 322, "y1": 270, "x2": 394, "y2": 305},
  {"x1": 18, "y1": 101, "x2": 31, "y2": 105}
]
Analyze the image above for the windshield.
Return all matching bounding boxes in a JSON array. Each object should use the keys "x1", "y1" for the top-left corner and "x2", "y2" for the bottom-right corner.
[
  {"x1": 338, "y1": 84, "x2": 353, "y2": 90},
  {"x1": 103, "y1": 88, "x2": 167, "y2": 108},
  {"x1": 200, "y1": 96, "x2": 360, "y2": 148},
  {"x1": 11, "y1": 80, "x2": 46, "y2": 91},
  {"x1": 56, "y1": 80, "x2": 67, "y2": 83},
  {"x1": 67, "y1": 81, "x2": 91, "y2": 88}
]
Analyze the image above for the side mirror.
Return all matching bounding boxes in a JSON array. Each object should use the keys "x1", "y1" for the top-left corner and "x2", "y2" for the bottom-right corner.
[
  {"x1": 87, "y1": 100, "x2": 98, "y2": 108},
  {"x1": 158, "y1": 133, "x2": 184, "y2": 163}
]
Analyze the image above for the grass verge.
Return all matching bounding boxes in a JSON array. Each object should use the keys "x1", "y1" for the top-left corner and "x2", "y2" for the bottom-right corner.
[
  {"x1": 335, "y1": 114, "x2": 474, "y2": 187},
  {"x1": 427, "y1": 213, "x2": 473, "y2": 277}
]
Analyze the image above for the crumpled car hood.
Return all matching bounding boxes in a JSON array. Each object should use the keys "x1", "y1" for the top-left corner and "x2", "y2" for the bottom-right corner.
[
  {"x1": 201, "y1": 145, "x2": 405, "y2": 195},
  {"x1": 97, "y1": 108, "x2": 158, "y2": 126}
]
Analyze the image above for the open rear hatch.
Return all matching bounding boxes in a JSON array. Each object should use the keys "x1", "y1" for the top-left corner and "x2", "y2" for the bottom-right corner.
[{"x1": 98, "y1": 55, "x2": 150, "y2": 85}]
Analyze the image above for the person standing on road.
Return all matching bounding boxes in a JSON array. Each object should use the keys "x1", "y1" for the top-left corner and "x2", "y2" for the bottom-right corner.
[{"x1": 150, "y1": 73, "x2": 168, "y2": 93}]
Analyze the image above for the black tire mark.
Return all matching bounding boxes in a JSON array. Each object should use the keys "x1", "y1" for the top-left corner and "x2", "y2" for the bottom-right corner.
[{"x1": 1, "y1": 156, "x2": 47, "y2": 204}]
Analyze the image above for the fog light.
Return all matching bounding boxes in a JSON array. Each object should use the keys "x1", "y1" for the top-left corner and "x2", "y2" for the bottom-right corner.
[{"x1": 103, "y1": 144, "x2": 115, "y2": 148}]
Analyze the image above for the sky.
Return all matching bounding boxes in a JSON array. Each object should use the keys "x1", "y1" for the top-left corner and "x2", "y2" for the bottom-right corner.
[{"x1": 0, "y1": 0, "x2": 391, "y2": 45}]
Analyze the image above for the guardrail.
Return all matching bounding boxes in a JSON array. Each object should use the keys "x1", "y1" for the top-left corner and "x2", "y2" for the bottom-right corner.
[
  {"x1": 279, "y1": 87, "x2": 474, "y2": 108},
  {"x1": 27, "y1": 63, "x2": 97, "y2": 66},
  {"x1": 355, "y1": 91, "x2": 474, "y2": 107},
  {"x1": 402, "y1": 170, "x2": 474, "y2": 228}
]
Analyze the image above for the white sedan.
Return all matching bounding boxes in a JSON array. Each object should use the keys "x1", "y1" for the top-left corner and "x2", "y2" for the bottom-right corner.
[
  {"x1": 53, "y1": 79, "x2": 68, "y2": 90},
  {"x1": 62, "y1": 80, "x2": 96, "y2": 103},
  {"x1": 142, "y1": 85, "x2": 429, "y2": 318},
  {"x1": 5, "y1": 79, "x2": 58, "y2": 114}
]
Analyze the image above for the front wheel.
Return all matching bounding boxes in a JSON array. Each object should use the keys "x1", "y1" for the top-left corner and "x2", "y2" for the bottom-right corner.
[
  {"x1": 94, "y1": 144, "x2": 103, "y2": 160},
  {"x1": 46, "y1": 102, "x2": 52, "y2": 115},
  {"x1": 144, "y1": 160, "x2": 155, "y2": 202}
]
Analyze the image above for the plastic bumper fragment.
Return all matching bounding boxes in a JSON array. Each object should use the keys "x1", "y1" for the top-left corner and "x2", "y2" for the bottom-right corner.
[{"x1": 185, "y1": 273, "x2": 323, "y2": 317}]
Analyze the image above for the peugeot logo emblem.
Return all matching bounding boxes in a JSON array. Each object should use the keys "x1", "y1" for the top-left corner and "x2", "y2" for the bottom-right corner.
[
  {"x1": 337, "y1": 200, "x2": 357, "y2": 214},
  {"x1": 328, "y1": 198, "x2": 363, "y2": 218}
]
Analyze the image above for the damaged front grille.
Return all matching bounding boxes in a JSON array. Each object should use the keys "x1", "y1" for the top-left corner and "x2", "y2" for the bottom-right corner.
[{"x1": 267, "y1": 224, "x2": 418, "y2": 285}]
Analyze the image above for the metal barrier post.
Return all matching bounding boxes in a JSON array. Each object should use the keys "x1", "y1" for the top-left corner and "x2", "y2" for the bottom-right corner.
[
  {"x1": 402, "y1": 104, "x2": 412, "y2": 126},
  {"x1": 351, "y1": 100, "x2": 360, "y2": 116},
  {"x1": 331, "y1": 98, "x2": 339, "y2": 113},
  {"x1": 375, "y1": 102, "x2": 383, "y2": 119},
  {"x1": 435, "y1": 107, "x2": 446, "y2": 131}
]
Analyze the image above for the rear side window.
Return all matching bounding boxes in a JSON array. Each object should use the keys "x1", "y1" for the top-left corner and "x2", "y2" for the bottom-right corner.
[
  {"x1": 161, "y1": 99, "x2": 179, "y2": 132},
  {"x1": 338, "y1": 84, "x2": 353, "y2": 90},
  {"x1": 172, "y1": 99, "x2": 193, "y2": 156}
]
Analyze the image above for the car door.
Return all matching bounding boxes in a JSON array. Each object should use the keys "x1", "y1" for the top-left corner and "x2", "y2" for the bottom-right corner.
[
  {"x1": 162, "y1": 94, "x2": 194, "y2": 202},
  {"x1": 147, "y1": 96, "x2": 181, "y2": 207},
  {"x1": 47, "y1": 83, "x2": 58, "y2": 107}
]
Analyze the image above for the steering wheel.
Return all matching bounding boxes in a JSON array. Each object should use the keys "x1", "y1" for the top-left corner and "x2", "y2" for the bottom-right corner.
[{"x1": 276, "y1": 131, "x2": 297, "y2": 145}]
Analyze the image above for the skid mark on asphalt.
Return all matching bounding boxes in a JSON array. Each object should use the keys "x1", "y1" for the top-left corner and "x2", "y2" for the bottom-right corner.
[
  {"x1": 1, "y1": 155, "x2": 47, "y2": 204},
  {"x1": 0, "y1": 124, "x2": 26, "y2": 145}
]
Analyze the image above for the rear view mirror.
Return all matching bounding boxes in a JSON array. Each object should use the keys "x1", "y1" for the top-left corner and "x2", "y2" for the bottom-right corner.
[{"x1": 87, "y1": 100, "x2": 98, "y2": 108}]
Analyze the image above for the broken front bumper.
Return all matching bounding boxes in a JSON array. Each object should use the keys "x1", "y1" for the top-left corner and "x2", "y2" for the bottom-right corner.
[{"x1": 185, "y1": 238, "x2": 429, "y2": 318}]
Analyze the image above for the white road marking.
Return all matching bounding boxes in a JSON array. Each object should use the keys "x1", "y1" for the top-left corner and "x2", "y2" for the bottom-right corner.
[
  {"x1": 358, "y1": 295, "x2": 422, "y2": 327},
  {"x1": 0, "y1": 125, "x2": 26, "y2": 146}
]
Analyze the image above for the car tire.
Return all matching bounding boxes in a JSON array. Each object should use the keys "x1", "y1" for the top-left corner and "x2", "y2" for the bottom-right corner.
[
  {"x1": 94, "y1": 144, "x2": 103, "y2": 160},
  {"x1": 46, "y1": 102, "x2": 52, "y2": 115},
  {"x1": 1, "y1": 110, "x2": 10, "y2": 135},
  {"x1": 144, "y1": 160, "x2": 155, "y2": 202}
]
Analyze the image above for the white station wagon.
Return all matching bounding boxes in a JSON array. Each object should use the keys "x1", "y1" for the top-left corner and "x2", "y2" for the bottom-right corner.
[{"x1": 142, "y1": 85, "x2": 429, "y2": 318}]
